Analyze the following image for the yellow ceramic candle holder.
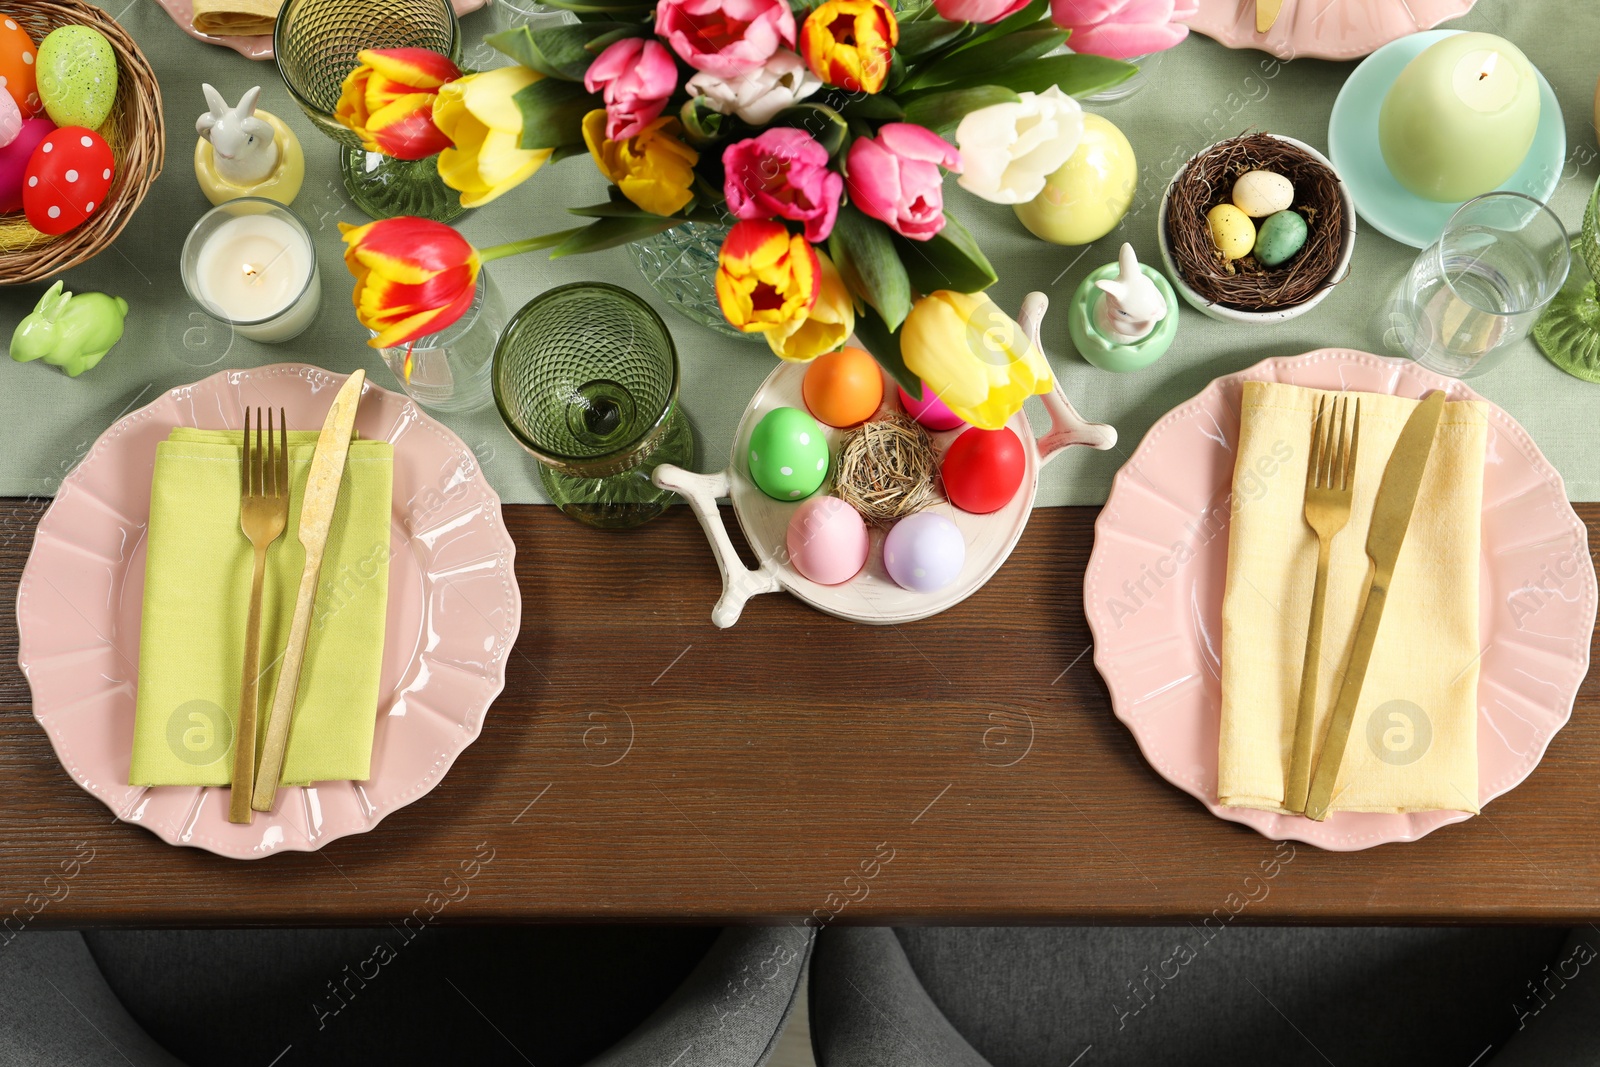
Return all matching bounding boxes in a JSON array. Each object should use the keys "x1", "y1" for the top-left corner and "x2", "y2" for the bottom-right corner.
[{"x1": 194, "y1": 88, "x2": 304, "y2": 207}]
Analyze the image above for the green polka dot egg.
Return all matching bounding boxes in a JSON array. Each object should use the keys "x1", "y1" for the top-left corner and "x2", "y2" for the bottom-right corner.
[
  {"x1": 748, "y1": 406, "x2": 828, "y2": 501},
  {"x1": 37, "y1": 25, "x2": 117, "y2": 131}
]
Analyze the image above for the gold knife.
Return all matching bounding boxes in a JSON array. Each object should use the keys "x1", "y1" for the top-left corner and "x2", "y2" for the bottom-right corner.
[
  {"x1": 1303, "y1": 391, "x2": 1446, "y2": 821},
  {"x1": 1256, "y1": 0, "x2": 1284, "y2": 33},
  {"x1": 251, "y1": 370, "x2": 367, "y2": 812}
]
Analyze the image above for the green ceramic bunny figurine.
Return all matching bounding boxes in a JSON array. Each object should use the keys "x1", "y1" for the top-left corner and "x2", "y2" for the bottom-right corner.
[{"x1": 11, "y1": 280, "x2": 129, "y2": 377}]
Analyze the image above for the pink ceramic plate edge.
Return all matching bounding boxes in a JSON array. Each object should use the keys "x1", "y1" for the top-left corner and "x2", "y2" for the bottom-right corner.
[
  {"x1": 1183, "y1": 0, "x2": 1477, "y2": 60},
  {"x1": 1084, "y1": 349, "x2": 1595, "y2": 851},
  {"x1": 153, "y1": 0, "x2": 489, "y2": 60},
  {"x1": 16, "y1": 364, "x2": 521, "y2": 859}
]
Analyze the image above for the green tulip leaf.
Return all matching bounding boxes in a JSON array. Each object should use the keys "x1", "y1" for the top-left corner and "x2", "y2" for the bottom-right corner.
[
  {"x1": 550, "y1": 142, "x2": 591, "y2": 165},
  {"x1": 959, "y1": 0, "x2": 1053, "y2": 49},
  {"x1": 549, "y1": 216, "x2": 686, "y2": 258},
  {"x1": 840, "y1": 94, "x2": 906, "y2": 123},
  {"x1": 897, "y1": 17, "x2": 972, "y2": 58},
  {"x1": 567, "y1": 200, "x2": 658, "y2": 218},
  {"x1": 851, "y1": 303, "x2": 922, "y2": 399},
  {"x1": 536, "y1": 0, "x2": 655, "y2": 15},
  {"x1": 903, "y1": 28, "x2": 1067, "y2": 90},
  {"x1": 895, "y1": 211, "x2": 998, "y2": 295},
  {"x1": 829, "y1": 204, "x2": 913, "y2": 332},
  {"x1": 487, "y1": 22, "x2": 641, "y2": 81},
  {"x1": 680, "y1": 97, "x2": 729, "y2": 144},
  {"x1": 513, "y1": 77, "x2": 600, "y2": 150},
  {"x1": 900, "y1": 85, "x2": 1019, "y2": 135},
  {"x1": 929, "y1": 53, "x2": 1137, "y2": 97},
  {"x1": 769, "y1": 103, "x2": 849, "y2": 156}
]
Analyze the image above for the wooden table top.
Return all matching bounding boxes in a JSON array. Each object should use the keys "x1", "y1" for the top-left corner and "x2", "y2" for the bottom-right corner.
[{"x1": 2, "y1": 499, "x2": 1596, "y2": 927}]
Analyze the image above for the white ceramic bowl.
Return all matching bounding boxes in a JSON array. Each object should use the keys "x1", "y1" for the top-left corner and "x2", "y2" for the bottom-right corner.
[{"x1": 1157, "y1": 134, "x2": 1357, "y2": 324}]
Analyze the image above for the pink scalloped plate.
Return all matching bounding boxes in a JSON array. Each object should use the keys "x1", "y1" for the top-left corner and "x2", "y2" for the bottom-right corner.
[
  {"x1": 1184, "y1": 0, "x2": 1477, "y2": 60},
  {"x1": 16, "y1": 365, "x2": 520, "y2": 859},
  {"x1": 152, "y1": 0, "x2": 488, "y2": 60},
  {"x1": 1085, "y1": 350, "x2": 1594, "y2": 851}
]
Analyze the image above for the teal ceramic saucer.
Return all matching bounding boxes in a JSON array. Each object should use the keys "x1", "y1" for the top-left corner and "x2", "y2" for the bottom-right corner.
[{"x1": 1328, "y1": 29, "x2": 1565, "y2": 249}]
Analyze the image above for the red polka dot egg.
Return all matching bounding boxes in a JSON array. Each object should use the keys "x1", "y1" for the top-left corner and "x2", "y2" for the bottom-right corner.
[
  {"x1": 23, "y1": 126, "x2": 112, "y2": 234},
  {"x1": 0, "y1": 16, "x2": 40, "y2": 118},
  {"x1": 941, "y1": 426, "x2": 1026, "y2": 514}
]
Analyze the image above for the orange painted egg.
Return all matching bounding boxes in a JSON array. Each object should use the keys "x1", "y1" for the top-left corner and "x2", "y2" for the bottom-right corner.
[
  {"x1": 802, "y1": 346, "x2": 884, "y2": 428},
  {"x1": 0, "y1": 16, "x2": 40, "y2": 118}
]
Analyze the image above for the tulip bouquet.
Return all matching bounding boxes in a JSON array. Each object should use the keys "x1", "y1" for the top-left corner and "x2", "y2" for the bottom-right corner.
[{"x1": 333, "y1": 0, "x2": 1147, "y2": 425}]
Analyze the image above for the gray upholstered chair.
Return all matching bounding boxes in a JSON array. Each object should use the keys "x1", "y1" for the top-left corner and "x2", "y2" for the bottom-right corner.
[
  {"x1": 0, "y1": 925, "x2": 810, "y2": 1067},
  {"x1": 809, "y1": 926, "x2": 1595, "y2": 1067}
]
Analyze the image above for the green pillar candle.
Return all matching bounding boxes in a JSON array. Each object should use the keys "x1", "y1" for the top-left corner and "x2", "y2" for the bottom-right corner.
[{"x1": 1378, "y1": 32, "x2": 1540, "y2": 203}]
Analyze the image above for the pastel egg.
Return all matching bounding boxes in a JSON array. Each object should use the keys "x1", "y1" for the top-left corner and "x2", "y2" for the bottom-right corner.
[
  {"x1": 941, "y1": 426, "x2": 1025, "y2": 515},
  {"x1": 1207, "y1": 203, "x2": 1256, "y2": 261},
  {"x1": 884, "y1": 512, "x2": 965, "y2": 593},
  {"x1": 36, "y1": 25, "x2": 116, "y2": 130},
  {"x1": 803, "y1": 346, "x2": 883, "y2": 428},
  {"x1": 0, "y1": 88, "x2": 19, "y2": 148},
  {"x1": 0, "y1": 16, "x2": 40, "y2": 118},
  {"x1": 0, "y1": 115, "x2": 52, "y2": 212},
  {"x1": 1254, "y1": 209, "x2": 1308, "y2": 267},
  {"x1": 23, "y1": 126, "x2": 113, "y2": 234},
  {"x1": 748, "y1": 406, "x2": 829, "y2": 501},
  {"x1": 897, "y1": 381, "x2": 965, "y2": 431},
  {"x1": 1231, "y1": 169, "x2": 1294, "y2": 218},
  {"x1": 786, "y1": 495, "x2": 869, "y2": 586}
]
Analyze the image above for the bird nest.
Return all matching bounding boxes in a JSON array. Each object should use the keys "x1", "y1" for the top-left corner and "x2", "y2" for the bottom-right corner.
[
  {"x1": 1166, "y1": 132, "x2": 1346, "y2": 312},
  {"x1": 833, "y1": 413, "x2": 939, "y2": 526}
]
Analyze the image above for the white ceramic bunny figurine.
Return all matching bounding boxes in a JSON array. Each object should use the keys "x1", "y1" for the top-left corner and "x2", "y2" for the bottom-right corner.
[
  {"x1": 196, "y1": 84, "x2": 278, "y2": 186},
  {"x1": 1094, "y1": 243, "x2": 1168, "y2": 344}
]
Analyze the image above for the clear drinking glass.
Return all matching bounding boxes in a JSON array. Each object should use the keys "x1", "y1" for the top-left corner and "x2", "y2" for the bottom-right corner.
[
  {"x1": 377, "y1": 271, "x2": 505, "y2": 413},
  {"x1": 1384, "y1": 192, "x2": 1570, "y2": 378},
  {"x1": 492, "y1": 282, "x2": 696, "y2": 529}
]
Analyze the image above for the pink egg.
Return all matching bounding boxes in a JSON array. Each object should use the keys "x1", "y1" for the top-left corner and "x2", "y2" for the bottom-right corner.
[
  {"x1": 786, "y1": 495, "x2": 869, "y2": 586},
  {"x1": 0, "y1": 90, "x2": 19, "y2": 149},
  {"x1": 897, "y1": 381, "x2": 967, "y2": 432},
  {"x1": 0, "y1": 115, "x2": 51, "y2": 212}
]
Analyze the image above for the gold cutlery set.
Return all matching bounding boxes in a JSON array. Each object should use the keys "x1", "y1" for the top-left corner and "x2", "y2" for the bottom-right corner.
[
  {"x1": 229, "y1": 370, "x2": 366, "y2": 824},
  {"x1": 1285, "y1": 390, "x2": 1447, "y2": 821}
]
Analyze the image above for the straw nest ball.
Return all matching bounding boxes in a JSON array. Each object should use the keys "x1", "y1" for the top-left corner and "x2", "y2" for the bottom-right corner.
[
  {"x1": 0, "y1": 0, "x2": 165, "y2": 283},
  {"x1": 1166, "y1": 132, "x2": 1345, "y2": 312},
  {"x1": 834, "y1": 412, "x2": 939, "y2": 526}
]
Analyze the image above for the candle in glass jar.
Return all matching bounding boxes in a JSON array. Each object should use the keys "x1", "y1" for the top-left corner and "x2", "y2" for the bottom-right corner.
[
  {"x1": 181, "y1": 200, "x2": 321, "y2": 343},
  {"x1": 1378, "y1": 32, "x2": 1540, "y2": 203}
]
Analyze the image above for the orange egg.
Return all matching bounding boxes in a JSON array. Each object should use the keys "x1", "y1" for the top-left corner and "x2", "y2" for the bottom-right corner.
[
  {"x1": 0, "y1": 16, "x2": 40, "y2": 118},
  {"x1": 802, "y1": 346, "x2": 884, "y2": 428}
]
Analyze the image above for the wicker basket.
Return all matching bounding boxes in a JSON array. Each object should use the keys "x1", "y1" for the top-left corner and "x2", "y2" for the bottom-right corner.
[{"x1": 0, "y1": 0, "x2": 164, "y2": 284}]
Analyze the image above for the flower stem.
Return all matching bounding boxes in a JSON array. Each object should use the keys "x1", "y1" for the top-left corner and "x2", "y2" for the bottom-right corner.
[{"x1": 479, "y1": 228, "x2": 585, "y2": 263}]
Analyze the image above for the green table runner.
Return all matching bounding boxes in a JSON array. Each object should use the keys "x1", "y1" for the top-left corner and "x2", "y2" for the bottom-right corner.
[{"x1": 2, "y1": 0, "x2": 1597, "y2": 504}]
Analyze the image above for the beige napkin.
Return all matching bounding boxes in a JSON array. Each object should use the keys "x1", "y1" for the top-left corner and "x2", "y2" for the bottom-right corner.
[
  {"x1": 1218, "y1": 381, "x2": 1488, "y2": 814},
  {"x1": 192, "y1": 0, "x2": 281, "y2": 37}
]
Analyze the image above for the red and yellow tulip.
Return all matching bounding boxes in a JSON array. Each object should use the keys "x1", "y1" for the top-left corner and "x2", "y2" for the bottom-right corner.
[
  {"x1": 582, "y1": 110, "x2": 700, "y2": 217},
  {"x1": 338, "y1": 217, "x2": 480, "y2": 353},
  {"x1": 715, "y1": 219, "x2": 820, "y2": 333},
  {"x1": 766, "y1": 250, "x2": 854, "y2": 361},
  {"x1": 800, "y1": 0, "x2": 898, "y2": 94},
  {"x1": 334, "y1": 48, "x2": 460, "y2": 160}
]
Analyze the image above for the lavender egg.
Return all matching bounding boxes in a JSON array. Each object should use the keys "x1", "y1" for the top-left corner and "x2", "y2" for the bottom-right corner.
[{"x1": 883, "y1": 512, "x2": 965, "y2": 593}]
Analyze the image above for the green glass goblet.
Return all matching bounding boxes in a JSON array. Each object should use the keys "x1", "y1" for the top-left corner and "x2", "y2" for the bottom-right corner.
[
  {"x1": 275, "y1": 0, "x2": 466, "y2": 223},
  {"x1": 493, "y1": 283, "x2": 696, "y2": 529},
  {"x1": 1535, "y1": 175, "x2": 1600, "y2": 382}
]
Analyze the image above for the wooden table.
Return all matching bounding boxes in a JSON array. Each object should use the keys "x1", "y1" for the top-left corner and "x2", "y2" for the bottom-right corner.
[{"x1": 1, "y1": 499, "x2": 1596, "y2": 927}]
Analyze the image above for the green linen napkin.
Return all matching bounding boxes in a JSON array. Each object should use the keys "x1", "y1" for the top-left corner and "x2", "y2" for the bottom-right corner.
[{"x1": 129, "y1": 428, "x2": 393, "y2": 788}]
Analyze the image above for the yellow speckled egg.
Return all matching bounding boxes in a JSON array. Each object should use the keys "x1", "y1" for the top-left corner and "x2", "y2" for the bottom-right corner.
[
  {"x1": 1013, "y1": 114, "x2": 1136, "y2": 246},
  {"x1": 1206, "y1": 203, "x2": 1256, "y2": 261}
]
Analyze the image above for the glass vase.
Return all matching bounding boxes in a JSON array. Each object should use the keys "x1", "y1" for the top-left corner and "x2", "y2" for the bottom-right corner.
[
  {"x1": 1534, "y1": 175, "x2": 1600, "y2": 382},
  {"x1": 339, "y1": 150, "x2": 468, "y2": 224},
  {"x1": 378, "y1": 271, "x2": 505, "y2": 413},
  {"x1": 630, "y1": 221, "x2": 763, "y2": 342}
]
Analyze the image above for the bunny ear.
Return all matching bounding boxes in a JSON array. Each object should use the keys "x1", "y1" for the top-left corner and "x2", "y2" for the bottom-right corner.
[
  {"x1": 202, "y1": 83, "x2": 227, "y2": 117},
  {"x1": 238, "y1": 85, "x2": 262, "y2": 116},
  {"x1": 1096, "y1": 279, "x2": 1126, "y2": 300},
  {"x1": 1117, "y1": 242, "x2": 1139, "y2": 275},
  {"x1": 196, "y1": 113, "x2": 216, "y2": 135},
  {"x1": 33, "y1": 280, "x2": 64, "y2": 315}
]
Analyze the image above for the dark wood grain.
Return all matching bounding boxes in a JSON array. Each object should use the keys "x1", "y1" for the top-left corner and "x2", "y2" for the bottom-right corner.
[{"x1": 1, "y1": 499, "x2": 1596, "y2": 927}]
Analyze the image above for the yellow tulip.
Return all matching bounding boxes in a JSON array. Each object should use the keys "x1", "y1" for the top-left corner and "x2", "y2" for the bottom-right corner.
[
  {"x1": 433, "y1": 67, "x2": 553, "y2": 208},
  {"x1": 900, "y1": 291, "x2": 1053, "y2": 430},
  {"x1": 582, "y1": 111, "x2": 700, "y2": 217},
  {"x1": 765, "y1": 250, "x2": 854, "y2": 362}
]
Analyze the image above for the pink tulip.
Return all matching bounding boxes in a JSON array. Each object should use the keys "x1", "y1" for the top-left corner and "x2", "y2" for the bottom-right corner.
[
  {"x1": 844, "y1": 123, "x2": 960, "y2": 242},
  {"x1": 723, "y1": 128, "x2": 844, "y2": 243},
  {"x1": 655, "y1": 0, "x2": 797, "y2": 80},
  {"x1": 1049, "y1": 0, "x2": 1198, "y2": 59},
  {"x1": 585, "y1": 38, "x2": 679, "y2": 141},
  {"x1": 933, "y1": 0, "x2": 1032, "y2": 24}
]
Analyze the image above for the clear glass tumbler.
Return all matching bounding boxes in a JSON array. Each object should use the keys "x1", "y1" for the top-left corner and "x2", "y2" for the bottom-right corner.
[
  {"x1": 1384, "y1": 192, "x2": 1570, "y2": 378},
  {"x1": 377, "y1": 271, "x2": 504, "y2": 414},
  {"x1": 492, "y1": 282, "x2": 696, "y2": 529}
]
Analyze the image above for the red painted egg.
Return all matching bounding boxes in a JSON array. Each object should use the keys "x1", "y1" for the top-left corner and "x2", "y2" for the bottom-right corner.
[
  {"x1": 941, "y1": 426, "x2": 1026, "y2": 514},
  {"x1": 22, "y1": 126, "x2": 112, "y2": 234},
  {"x1": 0, "y1": 15, "x2": 40, "y2": 118}
]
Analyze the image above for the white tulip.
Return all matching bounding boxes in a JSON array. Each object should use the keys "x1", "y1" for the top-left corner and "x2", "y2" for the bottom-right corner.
[
  {"x1": 685, "y1": 50, "x2": 822, "y2": 127},
  {"x1": 956, "y1": 86, "x2": 1085, "y2": 205}
]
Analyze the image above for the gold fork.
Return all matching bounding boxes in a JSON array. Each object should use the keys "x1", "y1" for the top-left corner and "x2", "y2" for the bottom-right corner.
[
  {"x1": 1283, "y1": 394, "x2": 1359, "y2": 815},
  {"x1": 230, "y1": 408, "x2": 289, "y2": 825}
]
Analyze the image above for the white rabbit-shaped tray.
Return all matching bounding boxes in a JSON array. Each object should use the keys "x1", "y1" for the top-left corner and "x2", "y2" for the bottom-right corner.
[{"x1": 653, "y1": 292, "x2": 1118, "y2": 628}]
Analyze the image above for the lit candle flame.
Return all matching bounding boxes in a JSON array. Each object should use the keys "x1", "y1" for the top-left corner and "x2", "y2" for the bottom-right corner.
[{"x1": 1477, "y1": 52, "x2": 1498, "y2": 81}]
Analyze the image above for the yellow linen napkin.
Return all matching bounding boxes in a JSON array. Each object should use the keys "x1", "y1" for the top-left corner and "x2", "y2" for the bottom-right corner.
[
  {"x1": 192, "y1": 0, "x2": 281, "y2": 37},
  {"x1": 1218, "y1": 381, "x2": 1487, "y2": 814},
  {"x1": 129, "y1": 428, "x2": 392, "y2": 788}
]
